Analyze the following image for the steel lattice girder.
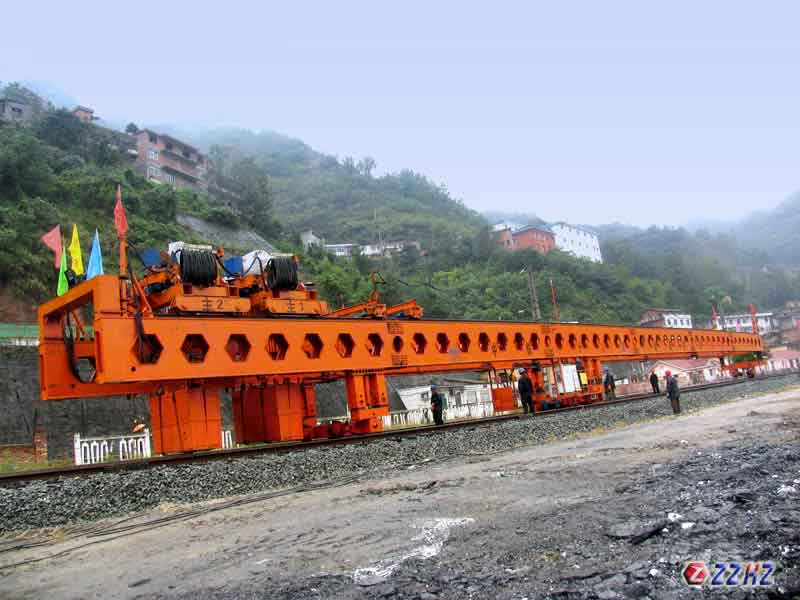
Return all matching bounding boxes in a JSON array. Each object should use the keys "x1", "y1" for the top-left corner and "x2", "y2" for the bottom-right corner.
[{"x1": 39, "y1": 316, "x2": 762, "y2": 400}]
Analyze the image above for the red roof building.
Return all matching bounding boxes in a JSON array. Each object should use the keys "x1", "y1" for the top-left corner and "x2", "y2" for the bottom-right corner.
[
  {"x1": 495, "y1": 225, "x2": 555, "y2": 255},
  {"x1": 134, "y1": 129, "x2": 208, "y2": 191},
  {"x1": 72, "y1": 105, "x2": 98, "y2": 123},
  {"x1": 650, "y1": 358, "x2": 723, "y2": 385},
  {"x1": 763, "y1": 349, "x2": 800, "y2": 372}
]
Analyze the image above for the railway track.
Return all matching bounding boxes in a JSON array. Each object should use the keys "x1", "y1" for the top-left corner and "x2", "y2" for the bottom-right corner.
[{"x1": 1, "y1": 372, "x2": 796, "y2": 488}]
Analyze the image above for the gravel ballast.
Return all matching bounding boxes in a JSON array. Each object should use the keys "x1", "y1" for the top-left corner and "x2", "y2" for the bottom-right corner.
[{"x1": 1, "y1": 375, "x2": 797, "y2": 533}]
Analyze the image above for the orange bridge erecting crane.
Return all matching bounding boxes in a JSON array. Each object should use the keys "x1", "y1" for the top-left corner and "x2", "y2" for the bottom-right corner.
[{"x1": 38, "y1": 243, "x2": 765, "y2": 455}]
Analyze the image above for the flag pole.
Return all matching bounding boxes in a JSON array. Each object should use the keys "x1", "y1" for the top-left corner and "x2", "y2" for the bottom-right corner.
[{"x1": 116, "y1": 184, "x2": 127, "y2": 278}]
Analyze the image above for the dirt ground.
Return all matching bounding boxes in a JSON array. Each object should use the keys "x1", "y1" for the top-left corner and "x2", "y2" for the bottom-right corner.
[{"x1": 2, "y1": 387, "x2": 799, "y2": 600}]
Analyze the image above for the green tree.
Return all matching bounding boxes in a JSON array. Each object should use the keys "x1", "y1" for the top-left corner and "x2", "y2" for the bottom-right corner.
[
  {"x1": 229, "y1": 157, "x2": 280, "y2": 238},
  {"x1": 35, "y1": 109, "x2": 88, "y2": 151}
]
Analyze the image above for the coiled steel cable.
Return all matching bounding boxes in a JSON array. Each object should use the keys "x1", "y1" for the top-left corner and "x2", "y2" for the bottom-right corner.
[
  {"x1": 179, "y1": 250, "x2": 217, "y2": 286},
  {"x1": 266, "y1": 256, "x2": 298, "y2": 290}
]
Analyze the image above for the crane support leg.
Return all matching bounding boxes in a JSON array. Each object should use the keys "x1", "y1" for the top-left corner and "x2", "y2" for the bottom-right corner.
[
  {"x1": 345, "y1": 373, "x2": 389, "y2": 434},
  {"x1": 531, "y1": 365, "x2": 548, "y2": 412},
  {"x1": 150, "y1": 385, "x2": 222, "y2": 454},
  {"x1": 301, "y1": 383, "x2": 317, "y2": 441},
  {"x1": 584, "y1": 358, "x2": 604, "y2": 402},
  {"x1": 232, "y1": 383, "x2": 306, "y2": 444}
]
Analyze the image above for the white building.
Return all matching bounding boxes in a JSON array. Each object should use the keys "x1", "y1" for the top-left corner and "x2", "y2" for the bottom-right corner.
[
  {"x1": 640, "y1": 308, "x2": 693, "y2": 329},
  {"x1": 300, "y1": 229, "x2": 322, "y2": 250},
  {"x1": 720, "y1": 312, "x2": 776, "y2": 334},
  {"x1": 492, "y1": 221, "x2": 524, "y2": 232},
  {"x1": 550, "y1": 223, "x2": 603, "y2": 263},
  {"x1": 324, "y1": 243, "x2": 359, "y2": 258},
  {"x1": 361, "y1": 240, "x2": 421, "y2": 258},
  {"x1": 650, "y1": 358, "x2": 724, "y2": 386}
]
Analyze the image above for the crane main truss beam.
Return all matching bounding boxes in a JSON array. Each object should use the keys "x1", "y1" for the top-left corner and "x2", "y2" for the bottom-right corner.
[
  {"x1": 39, "y1": 275, "x2": 762, "y2": 399},
  {"x1": 38, "y1": 273, "x2": 764, "y2": 455}
]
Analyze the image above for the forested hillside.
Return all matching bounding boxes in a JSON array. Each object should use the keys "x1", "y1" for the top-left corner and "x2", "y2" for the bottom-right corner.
[
  {"x1": 166, "y1": 127, "x2": 487, "y2": 247},
  {"x1": 734, "y1": 192, "x2": 800, "y2": 265},
  {"x1": 596, "y1": 220, "x2": 800, "y2": 318},
  {"x1": 0, "y1": 121, "x2": 197, "y2": 316}
]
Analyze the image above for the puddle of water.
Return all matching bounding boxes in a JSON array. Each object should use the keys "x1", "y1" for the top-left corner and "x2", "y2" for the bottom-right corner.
[{"x1": 352, "y1": 517, "x2": 474, "y2": 585}]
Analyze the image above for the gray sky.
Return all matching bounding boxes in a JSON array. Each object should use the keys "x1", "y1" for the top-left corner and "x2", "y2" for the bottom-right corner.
[{"x1": 3, "y1": 1, "x2": 799, "y2": 226}]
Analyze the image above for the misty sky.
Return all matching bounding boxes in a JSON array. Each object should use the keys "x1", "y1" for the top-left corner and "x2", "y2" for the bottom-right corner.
[{"x1": 3, "y1": 1, "x2": 800, "y2": 226}]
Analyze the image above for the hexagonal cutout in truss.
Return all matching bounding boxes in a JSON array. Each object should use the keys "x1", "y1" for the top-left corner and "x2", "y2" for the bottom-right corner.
[
  {"x1": 478, "y1": 332, "x2": 490, "y2": 352},
  {"x1": 133, "y1": 333, "x2": 163, "y2": 364},
  {"x1": 75, "y1": 357, "x2": 97, "y2": 383},
  {"x1": 225, "y1": 334, "x2": 251, "y2": 362},
  {"x1": 302, "y1": 333, "x2": 323, "y2": 359},
  {"x1": 367, "y1": 333, "x2": 384, "y2": 357},
  {"x1": 530, "y1": 333, "x2": 540, "y2": 349},
  {"x1": 514, "y1": 332, "x2": 525, "y2": 351},
  {"x1": 412, "y1": 333, "x2": 427, "y2": 354},
  {"x1": 181, "y1": 334, "x2": 209, "y2": 363},
  {"x1": 457, "y1": 333, "x2": 471, "y2": 352},
  {"x1": 496, "y1": 333, "x2": 508, "y2": 351},
  {"x1": 267, "y1": 333, "x2": 289, "y2": 360},
  {"x1": 336, "y1": 333, "x2": 355, "y2": 358},
  {"x1": 436, "y1": 333, "x2": 450, "y2": 354}
]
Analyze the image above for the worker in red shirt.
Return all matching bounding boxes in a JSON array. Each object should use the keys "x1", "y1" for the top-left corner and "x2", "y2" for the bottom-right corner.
[{"x1": 665, "y1": 370, "x2": 681, "y2": 415}]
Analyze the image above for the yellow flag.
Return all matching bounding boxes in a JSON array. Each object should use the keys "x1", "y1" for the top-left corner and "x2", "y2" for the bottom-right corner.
[{"x1": 68, "y1": 224, "x2": 84, "y2": 276}]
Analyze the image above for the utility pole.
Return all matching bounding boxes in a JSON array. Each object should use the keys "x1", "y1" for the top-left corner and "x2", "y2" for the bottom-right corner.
[
  {"x1": 526, "y1": 267, "x2": 541, "y2": 320},
  {"x1": 550, "y1": 278, "x2": 559, "y2": 321}
]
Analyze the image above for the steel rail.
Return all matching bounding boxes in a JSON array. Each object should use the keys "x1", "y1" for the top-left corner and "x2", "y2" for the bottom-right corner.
[{"x1": 1, "y1": 372, "x2": 796, "y2": 487}]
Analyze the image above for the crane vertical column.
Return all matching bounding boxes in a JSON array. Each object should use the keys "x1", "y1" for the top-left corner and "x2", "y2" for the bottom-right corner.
[
  {"x1": 583, "y1": 358, "x2": 604, "y2": 401},
  {"x1": 345, "y1": 372, "x2": 389, "y2": 434},
  {"x1": 232, "y1": 382, "x2": 306, "y2": 445},
  {"x1": 150, "y1": 385, "x2": 222, "y2": 454}
]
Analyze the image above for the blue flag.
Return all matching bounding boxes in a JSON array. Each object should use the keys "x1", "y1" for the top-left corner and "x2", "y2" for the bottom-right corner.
[{"x1": 86, "y1": 229, "x2": 104, "y2": 280}]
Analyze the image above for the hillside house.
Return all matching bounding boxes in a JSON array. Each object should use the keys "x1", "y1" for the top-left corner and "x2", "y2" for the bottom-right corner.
[
  {"x1": 135, "y1": 129, "x2": 208, "y2": 191},
  {"x1": 361, "y1": 240, "x2": 421, "y2": 257},
  {"x1": 300, "y1": 229, "x2": 322, "y2": 250},
  {"x1": 324, "y1": 243, "x2": 359, "y2": 258},
  {"x1": 496, "y1": 225, "x2": 555, "y2": 255},
  {"x1": 550, "y1": 223, "x2": 603, "y2": 263},
  {"x1": 0, "y1": 98, "x2": 31, "y2": 124},
  {"x1": 72, "y1": 105, "x2": 99, "y2": 123},
  {"x1": 719, "y1": 312, "x2": 777, "y2": 334},
  {"x1": 650, "y1": 358, "x2": 723, "y2": 385},
  {"x1": 762, "y1": 349, "x2": 800, "y2": 372},
  {"x1": 640, "y1": 308, "x2": 693, "y2": 329}
]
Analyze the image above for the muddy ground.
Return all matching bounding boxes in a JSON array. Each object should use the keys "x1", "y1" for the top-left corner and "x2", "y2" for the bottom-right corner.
[{"x1": 2, "y1": 387, "x2": 799, "y2": 600}]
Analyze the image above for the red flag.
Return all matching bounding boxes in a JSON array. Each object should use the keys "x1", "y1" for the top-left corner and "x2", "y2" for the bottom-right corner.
[
  {"x1": 40, "y1": 225, "x2": 62, "y2": 268},
  {"x1": 114, "y1": 184, "x2": 128, "y2": 237}
]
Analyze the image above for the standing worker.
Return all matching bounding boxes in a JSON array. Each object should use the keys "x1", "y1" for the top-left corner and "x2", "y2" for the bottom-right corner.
[
  {"x1": 430, "y1": 383, "x2": 446, "y2": 425},
  {"x1": 517, "y1": 368, "x2": 534, "y2": 414},
  {"x1": 604, "y1": 370, "x2": 616, "y2": 400},
  {"x1": 665, "y1": 370, "x2": 681, "y2": 415},
  {"x1": 649, "y1": 371, "x2": 660, "y2": 394}
]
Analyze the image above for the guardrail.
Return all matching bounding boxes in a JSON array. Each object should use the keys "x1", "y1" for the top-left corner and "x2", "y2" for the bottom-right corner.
[
  {"x1": 0, "y1": 323, "x2": 39, "y2": 347},
  {"x1": 381, "y1": 400, "x2": 499, "y2": 428},
  {"x1": 74, "y1": 429, "x2": 235, "y2": 465},
  {"x1": 74, "y1": 430, "x2": 152, "y2": 465}
]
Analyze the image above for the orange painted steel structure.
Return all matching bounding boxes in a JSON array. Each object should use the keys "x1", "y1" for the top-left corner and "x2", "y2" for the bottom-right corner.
[{"x1": 38, "y1": 272, "x2": 764, "y2": 455}]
